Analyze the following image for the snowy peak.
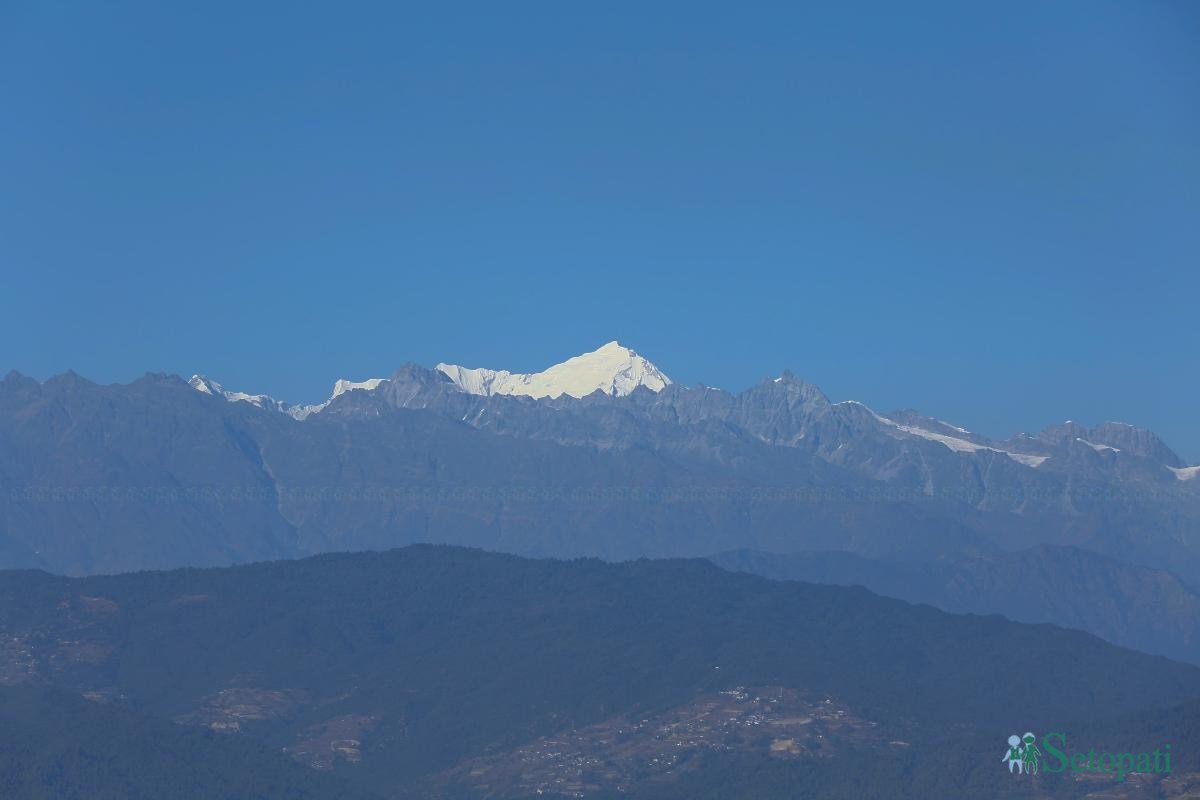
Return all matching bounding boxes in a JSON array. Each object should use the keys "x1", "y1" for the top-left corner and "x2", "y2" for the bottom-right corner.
[
  {"x1": 188, "y1": 375, "x2": 291, "y2": 414},
  {"x1": 290, "y1": 378, "x2": 387, "y2": 420},
  {"x1": 436, "y1": 341, "x2": 671, "y2": 400},
  {"x1": 189, "y1": 374, "x2": 386, "y2": 420},
  {"x1": 331, "y1": 377, "x2": 385, "y2": 399},
  {"x1": 188, "y1": 375, "x2": 219, "y2": 395},
  {"x1": 187, "y1": 341, "x2": 670, "y2": 413}
]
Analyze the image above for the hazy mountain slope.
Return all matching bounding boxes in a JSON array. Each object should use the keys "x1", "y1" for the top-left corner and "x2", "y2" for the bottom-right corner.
[
  {"x1": 711, "y1": 545, "x2": 1200, "y2": 665},
  {"x1": 0, "y1": 370, "x2": 992, "y2": 574},
  {"x1": 2, "y1": 360, "x2": 1197, "y2": 579},
  {"x1": 0, "y1": 546, "x2": 1198, "y2": 798},
  {"x1": 330, "y1": 363, "x2": 1200, "y2": 572},
  {"x1": 0, "y1": 371, "x2": 299, "y2": 574}
]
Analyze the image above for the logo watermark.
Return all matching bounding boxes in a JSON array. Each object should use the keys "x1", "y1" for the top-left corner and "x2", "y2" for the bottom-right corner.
[
  {"x1": 1002, "y1": 732, "x2": 1042, "y2": 775},
  {"x1": 1003, "y1": 732, "x2": 1171, "y2": 782}
]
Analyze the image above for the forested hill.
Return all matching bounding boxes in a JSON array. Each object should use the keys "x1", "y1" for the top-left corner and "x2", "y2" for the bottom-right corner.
[
  {"x1": 0, "y1": 683, "x2": 377, "y2": 800},
  {"x1": 2, "y1": 545, "x2": 1199, "y2": 798}
]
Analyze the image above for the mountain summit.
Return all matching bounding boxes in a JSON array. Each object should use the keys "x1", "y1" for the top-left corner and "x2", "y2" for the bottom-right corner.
[
  {"x1": 185, "y1": 341, "x2": 671, "y2": 416},
  {"x1": 436, "y1": 340, "x2": 671, "y2": 399},
  {"x1": 190, "y1": 374, "x2": 384, "y2": 420}
]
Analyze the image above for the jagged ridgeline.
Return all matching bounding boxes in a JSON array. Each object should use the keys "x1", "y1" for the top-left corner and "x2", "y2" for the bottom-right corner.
[{"x1": 1, "y1": 341, "x2": 1196, "y2": 578}]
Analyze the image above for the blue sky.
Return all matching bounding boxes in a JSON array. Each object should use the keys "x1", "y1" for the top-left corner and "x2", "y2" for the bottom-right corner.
[{"x1": 2, "y1": 2, "x2": 1198, "y2": 460}]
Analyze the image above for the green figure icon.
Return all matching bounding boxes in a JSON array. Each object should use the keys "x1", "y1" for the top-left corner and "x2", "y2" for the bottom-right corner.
[{"x1": 1021, "y1": 732, "x2": 1042, "y2": 775}]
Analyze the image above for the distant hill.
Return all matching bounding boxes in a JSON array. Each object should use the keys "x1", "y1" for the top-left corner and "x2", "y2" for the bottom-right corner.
[
  {"x1": 710, "y1": 545, "x2": 1200, "y2": 665},
  {"x1": 1, "y1": 545, "x2": 1198, "y2": 798}
]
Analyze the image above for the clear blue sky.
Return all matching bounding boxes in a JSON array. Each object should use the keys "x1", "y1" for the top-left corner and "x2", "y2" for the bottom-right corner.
[{"x1": 3, "y1": 2, "x2": 1198, "y2": 460}]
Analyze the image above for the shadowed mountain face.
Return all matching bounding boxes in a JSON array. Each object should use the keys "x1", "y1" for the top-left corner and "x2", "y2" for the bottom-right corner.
[
  {"x1": 1, "y1": 545, "x2": 1199, "y2": 799},
  {"x1": 711, "y1": 546, "x2": 1200, "y2": 666},
  {"x1": 1, "y1": 365, "x2": 1196, "y2": 579}
]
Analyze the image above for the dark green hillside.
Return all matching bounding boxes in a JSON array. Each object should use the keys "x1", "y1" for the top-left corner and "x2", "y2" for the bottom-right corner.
[
  {"x1": 1, "y1": 545, "x2": 1198, "y2": 798},
  {"x1": 0, "y1": 684, "x2": 376, "y2": 800}
]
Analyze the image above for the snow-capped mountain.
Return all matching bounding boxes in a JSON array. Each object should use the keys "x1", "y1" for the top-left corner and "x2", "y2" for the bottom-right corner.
[
  {"x1": 185, "y1": 344, "x2": 1197, "y2": 489},
  {"x1": 187, "y1": 341, "x2": 669, "y2": 417},
  {"x1": 183, "y1": 345, "x2": 1197, "y2": 491},
  {"x1": 436, "y1": 340, "x2": 671, "y2": 399},
  {"x1": 5, "y1": 355, "x2": 1199, "y2": 588},
  {"x1": 189, "y1": 374, "x2": 384, "y2": 420},
  {"x1": 290, "y1": 378, "x2": 386, "y2": 420},
  {"x1": 188, "y1": 375, "x2": 294, "y2": 415}
]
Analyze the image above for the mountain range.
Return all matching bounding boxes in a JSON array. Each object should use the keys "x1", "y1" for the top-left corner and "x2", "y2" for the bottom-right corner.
[
  {"x1": 2, "y1": 341, "x2": 1198, "y2": 666},
  {"x1": 186, "y1": 341, "x2": 670, "y2": 419}
]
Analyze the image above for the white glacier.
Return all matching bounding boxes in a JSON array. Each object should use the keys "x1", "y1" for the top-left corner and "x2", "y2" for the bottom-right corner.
[
  {"x1": 890, "y1": 421, "x2": 1050, "y2": 467},
  {"x1": 1168, "y1": 465, "x2": 1200, "y2": 481},
  {"x1": 835, "y1": 400, "x2": 1049, "y2": 468}
]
